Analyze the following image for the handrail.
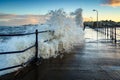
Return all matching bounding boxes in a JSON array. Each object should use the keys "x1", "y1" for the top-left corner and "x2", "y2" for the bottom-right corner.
[
  {"x1": 0, "y1": 64, "x2": 22, "y2": 71},
  {"x1": 0, "y1": 57, "x2": 36, "y2": 71},
  {"x1": 98, "y1": 29, "x2": 118, "y2": 36},
  {"x1": 98, "y1": 28, "x2": 120, "y2": 37},
  {"x1": 109, "y1": 31, "x2": 120, "y2": 37},
  {"x1": 97, "y1": 27, "x2": 120, "y2": 44},
  {"x1": 0, "y1": 30, "x2": 51, "y2": 36},
  {"x1": 0, "y1": 44, "x2": 35, "y2": 55},
  {"x1": 0, "y1": 32, "x2": 35, "y2": 36},
  {"x1": 0, "y1": 29, "x2": 52, "y2": 73}
]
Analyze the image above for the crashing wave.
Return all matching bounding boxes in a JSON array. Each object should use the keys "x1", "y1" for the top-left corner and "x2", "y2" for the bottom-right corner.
[{"x1": 0, "y1": 8, "x2": 84, "y2": 75}]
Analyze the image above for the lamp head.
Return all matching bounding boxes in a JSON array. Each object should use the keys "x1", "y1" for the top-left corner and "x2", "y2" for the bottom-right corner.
[{"x1": 93, "y1": 9, "x2": 96, "y2": 11}]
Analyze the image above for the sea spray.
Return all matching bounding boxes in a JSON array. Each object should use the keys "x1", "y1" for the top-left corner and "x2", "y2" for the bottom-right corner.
[
  {"x1": 0, "y1": 8, "x2": 84, "y2": 75},
  {"x1": 71, "y1": 8, "x2": 83, "y2": 27}
]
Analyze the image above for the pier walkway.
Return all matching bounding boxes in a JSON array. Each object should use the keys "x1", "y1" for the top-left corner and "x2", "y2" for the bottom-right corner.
[{"x1": 2, "y1": 28, "x2": 120, "y2": 80}]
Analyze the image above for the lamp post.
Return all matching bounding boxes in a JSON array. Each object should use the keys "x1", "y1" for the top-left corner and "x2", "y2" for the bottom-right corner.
[{"x1": 93, "y1": 9, "x2": 98, "y2": 40}]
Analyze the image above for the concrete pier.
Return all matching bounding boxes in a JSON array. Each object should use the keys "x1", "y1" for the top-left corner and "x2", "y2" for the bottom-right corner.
[{"x1": 1, "y1": 28, "x2": 120, "y2": 80}]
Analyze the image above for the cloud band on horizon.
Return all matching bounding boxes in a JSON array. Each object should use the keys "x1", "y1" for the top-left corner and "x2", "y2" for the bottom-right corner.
[{"x1": 0, "y1": 13, "x2": 48, "y2": 26}]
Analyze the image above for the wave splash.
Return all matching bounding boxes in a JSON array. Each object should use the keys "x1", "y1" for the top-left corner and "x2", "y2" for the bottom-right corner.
[{"x1": 0, "y1": 8, "x2": 84, "y2": 75}]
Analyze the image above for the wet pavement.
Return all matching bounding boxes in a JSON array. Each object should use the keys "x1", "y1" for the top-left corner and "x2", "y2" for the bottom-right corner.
[{"x1": 1, "y1": 28, "x2": 120, "y2": 80}]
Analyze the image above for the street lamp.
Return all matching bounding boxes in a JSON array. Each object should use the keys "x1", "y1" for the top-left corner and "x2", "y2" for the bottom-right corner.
[
  {"x1": 93, "y1": 9, "x2": 98, "y2": 40},
  {"x1": 93, "y1": 9, "x2": 98, "y2": 28}
]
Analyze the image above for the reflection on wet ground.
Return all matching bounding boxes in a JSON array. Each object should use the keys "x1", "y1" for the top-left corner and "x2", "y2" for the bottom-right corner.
[{"x1": 1, "y1": 28, "x2": 120, "y2": 80}]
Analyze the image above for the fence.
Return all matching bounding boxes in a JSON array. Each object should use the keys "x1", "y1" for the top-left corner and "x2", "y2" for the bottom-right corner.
[
  {"x1": 94, "y1": 25, "x2": 120, "y2": 44},
  {"x1": 0, "y1": 29, "x2": 53, "y2": 71}
]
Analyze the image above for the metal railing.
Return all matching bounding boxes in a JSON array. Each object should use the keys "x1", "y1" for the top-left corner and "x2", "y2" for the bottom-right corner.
[
  {"x1": 95, "y1": 26, "x2": 120, "y2": 44},
  {"x1": 0, "y1": 29, "x2": 52, "y2": 71}
]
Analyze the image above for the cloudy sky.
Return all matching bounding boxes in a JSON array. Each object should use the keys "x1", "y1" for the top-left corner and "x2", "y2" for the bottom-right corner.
[{"x1": 0, "y1": 0, "x2": 120, "y2": 26}]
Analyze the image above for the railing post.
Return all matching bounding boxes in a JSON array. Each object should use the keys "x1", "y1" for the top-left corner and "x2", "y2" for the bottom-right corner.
[
  {"x1": 112, "y1": 27, "x2": 113, "y2": 41},
  {"x1": 114, "y1": 26, "x2": 116, "y2": 44},
  {"x1": 35, "y1": 29, "x2": 38, "y2": 61},
  {"x1": 110, "y1": 27, "x2": 111, "y2": 39},
  {"x1": 105, "y1": 26, "x2": 106, "y2": 39},
  {"x1": 107, "y1": 26, "x2": 108, "y2": 39}
]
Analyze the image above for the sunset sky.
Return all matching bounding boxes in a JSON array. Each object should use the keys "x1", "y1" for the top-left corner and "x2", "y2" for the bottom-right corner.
[{"x1": 0, "y1": 0, "x2": 120, "y2": 26}]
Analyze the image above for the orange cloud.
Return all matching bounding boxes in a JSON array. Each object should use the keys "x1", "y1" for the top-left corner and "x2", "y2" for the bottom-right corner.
[{"x1": 101, "y1": 0, "x2": 120, "y2": 7}]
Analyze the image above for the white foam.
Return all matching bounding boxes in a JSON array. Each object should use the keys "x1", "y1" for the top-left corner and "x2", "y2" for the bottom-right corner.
[{"x1": 0, "y1": 8, "x2": 84, "y2": 75}]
